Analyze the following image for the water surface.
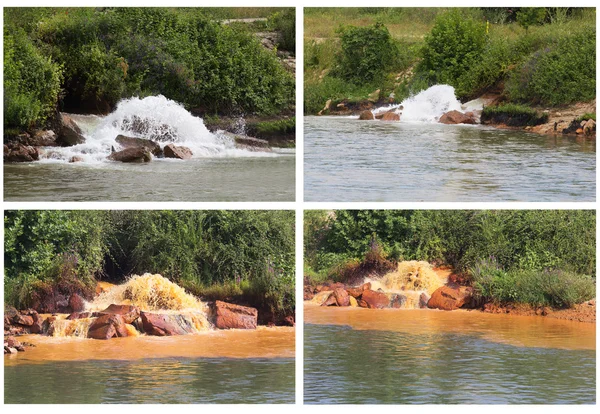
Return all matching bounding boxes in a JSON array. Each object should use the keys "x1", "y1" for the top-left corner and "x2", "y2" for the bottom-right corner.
[{"x1": 304, "y1": 116, "x2": 595, "y2": 201}]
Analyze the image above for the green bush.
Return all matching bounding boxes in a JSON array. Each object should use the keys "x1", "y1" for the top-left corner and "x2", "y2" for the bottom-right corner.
[
  {"x1": 3, "y1": 28, "x2": 62, "y2": 129},
  {"x1": 516, "y1": 8, "x2": 546, "y2": 33},
  {"x1": 335, "y1": 23, "x2": 400, "y2": 84},
  {"x1": 506, "y1": 27, "x2": 596, "y2": 106},
  {"x1": 269, "y1": 8, "x2": 295, "y2": 53},
  {"x1": 416, "y1": 10, "x2": 487, "y2": 98},
  {"x1": 481, "y1": 103, "x2": 549, "y2": 126}
]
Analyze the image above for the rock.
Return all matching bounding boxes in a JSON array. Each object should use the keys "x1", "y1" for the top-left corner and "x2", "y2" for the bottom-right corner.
[
  {"x1": 115, "y1": 135, "x2": 162, "y2": 156},
  {"x1": 349, "y1": 296, "x2": 358, "y2": 307},
  {"x1": 576, "y1": 128, "x2": 583, "y2": 134},
  {"x1": 96, "y1": 304, "x2": 140, "y2": 324},
  {"x1": 427, "y1": 286, "x2": 473, "y2": 310},
  {"x1": 321, "y1": 294, "x2": 338, "y2": 307},
  {"x1": 311, "y1": 291, "x2": 333, "y2": 305},
  {"x1": 5, "y1": 347, "x2": 18, "y2": 354},
  {"x1": 333, "y1": 288, "x2": 350, "y2": 306},
  {"x1": 163, "y1": 144, "x2": 193, "y2": 160},
  {"x1": 6, "y1": 336, "x2": 22, "y2": 348},
  {"x1": 362, "y1": 282, "x2": 372, "y2": 291},
  {"x1": 119, "y1": 115, "x2": 177, "y2": 142},
  {"x1": 214, "y1": 301, "x2": 258, "y2": 329},
  {"x1": 419, "y1": 292, "x2": 430, "y2": 308},
  {"x1": 390, "y1": 293, "x2": 407, "y2": 308},
  {"x1": 69, "y1": 293, "x2": 86, "y2": 313},
  {"x1": 368, "y1": 89, "x2": 381, "y2": 103},
  {"x1": 233, "y1": 135, "x2": 270, "y2": 150},
  {"x1": 29, "y1": 313, "x2": 43, "y2": 334},
  {"x1": 439, "y1": 110, "x2": 477, "y2": 125},
  {"x1": 358, "y1": 110, "x2": 374, "y2": 120},
  {"x1": 69, "y1": 156, "x2": 84, "y2": 163},
  {"x1": 361, "y1": 290, "x2": 390, "y2": 309},
  {"x1": 5, "y1": 306, "x2": 18, "y2": 319},
  {"x1": 87, "y1": 314, "x2": 129, "y2": 340},
  {"x1": 381, "y1": 112, "x2": 400, "y2": 122},
  {"x1": 318, "y1": 99, "x2": 332, "y2": 115},
  {"x1": 67, "y1": 312, "x2": 93, "y2": 320},
  {"x1": 5, "y1": 144, "x2": 40, "y2": 162},
  {"x1": 140, "y1": 312, "x2": 195, "y2": 336},
  {"x1": 12, "y1": 314, "x2": 34, "y2": 326},
  {"x1": 583, "y1": 119, "x2": 596, "y2": 136},
  {"x1": 108, "y1": 147, "x2": 152, "y2": 163},
  {"x1": 30, "y1": 130, "x2": 58, "y2": 146},
  {"x1": 345, "y1": 287, "x2": 364, "y2": 298},
  {"x1": 57, "y1": 113, "x2": 86, "y2": 146},
  {"x1": 283, "y1": 315, "x2": 295, "y2": 327}
]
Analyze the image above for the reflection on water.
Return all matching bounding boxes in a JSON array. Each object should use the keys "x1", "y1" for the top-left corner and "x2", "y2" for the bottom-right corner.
[
  {"x1": 304, "y1": 324, "x2": 595, "y2": 404},
  {"x1": 4, "y1": 154, "x2": 295, "y2": 201},
  {"x1": 304, "y1": 117, "x2": 595, "y2": 201},
  {"x1": 5, "y1": 357, "x2": 294, "y2": 403}
]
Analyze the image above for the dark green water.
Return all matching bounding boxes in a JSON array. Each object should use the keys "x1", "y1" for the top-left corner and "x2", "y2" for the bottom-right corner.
[
  {"x1": 304, "y1": 324, "x2": 595, "y2": 404},
  {"x1": 5, "y1": 357, "x2": 294, "y2": 404}
]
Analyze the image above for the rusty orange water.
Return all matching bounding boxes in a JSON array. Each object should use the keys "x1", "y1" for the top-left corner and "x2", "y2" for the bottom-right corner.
[
  {"x1": 305, "y1": 304, "x2": 595, "y2": 351},
  {"x1": 5, "y1": 326, "x2": 295, "y2": 366}
]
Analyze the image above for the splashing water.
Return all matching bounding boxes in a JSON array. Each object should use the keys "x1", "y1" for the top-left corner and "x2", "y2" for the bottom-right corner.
[
  {"x1": 373, "y1": 85, "x2": 464, "y2": 123},
  {"x1": 39, "y1": 95, "x2": 270, "y2": 164}
]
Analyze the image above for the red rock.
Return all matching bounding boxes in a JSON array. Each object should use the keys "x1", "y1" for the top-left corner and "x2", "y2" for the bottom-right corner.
[
  {"x1": 164, "y1": 144, "x2": 193, "y2": 160},
  {"x1": 87, "y1": 314, "x2": 129, "y2": 340},
  {"x1": 140, "y1": 312, "x2": 192, "y2": 336},
  {"x1": 67, "y1": 312, "x2": 93, "y2": 320},
  {"x1": 5, "y1": 144, "x2": 39, "y2": 162},
  {"x1": 29, "y1": 313, "x2": 43, "y2": 334},
  {"x1": 427, "y1": 286, "x2": 473, "y2": 310},
  {"x1": 283, "y1": 316, "x2": 295, "y2": 327},
  {"x1": 419, "y1": 292, "x2": 430, "y2": 308},
  {"x1": 439, "y1": 110, "x2": 477, "y2": 125},
  {"x1": 97, "y1": 304, "x2": 140, "y2": 324},
  {"x1": 69, "y1": 293, "x2": 86, "y2": 313},
  {"x1": 357, "y1": 299, "x2": 368, "y2": 308},
  {"x1": 12, "y1": 314, "x2": 34, "y2": 326},
  {"x1": 333, "y1": 288, "x2": 350, "y2": 306},
  {"x1": 214, "y1": 301, "x2": 258, "y2": 329},
  {"x1": 381, "y1": 112, "x2": 400, "y2": 121},
  {"x1": 57, "y1": 113, "x2": 86, "y2": 146},
  {"x1": 6, "y1": 336, "x2": 21, "y2": 348},
  {"x1": 345, "y1": 287, "x2": 363, "y2": 298},
  {"x1": 321, "y1": 294, "x2": 338, "y2": 307},
  {"x1": 358, "y1": 110, "x2": 374, "y2": 120},
  {"x1": 108, "y1": 147, "x2": 151, "y2": 163},
  {"x1": 361, "y1": 290, "x2": 390, "y2": 309},
  {"x1": 362, "y1": 282, "x2": 372, "y2": 291}
]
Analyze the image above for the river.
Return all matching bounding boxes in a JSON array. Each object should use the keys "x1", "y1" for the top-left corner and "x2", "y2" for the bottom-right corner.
[
  {"x1": 3, "y1": 96, "x2": 295, "y2": 201},
  {"x1": 5, "y1": 327, "x2": 295, "y2": 404},
  {"x1": 304, "y1": 305, "x2": 595, "y2": 404},
  {"x1": 304, "y1": 86, "x2": 595, "y2": 202}
]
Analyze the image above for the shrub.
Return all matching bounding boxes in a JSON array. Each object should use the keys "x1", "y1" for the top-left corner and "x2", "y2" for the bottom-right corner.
[
  {"x1": 269, "y1": 8, "x2": 295, "y2": 53},
  {"x1": 516, "y1": 8, "x2": 546, "y2": 33},
  {"x1": 417, "y1": 10, "x2": 487, "y2": 98},
  {"x1": 335, "y1": 23, "x2": 400, "y2": 84},
  {"x1": 481, "y1": 103, "x2": 548, "y2": 126}
]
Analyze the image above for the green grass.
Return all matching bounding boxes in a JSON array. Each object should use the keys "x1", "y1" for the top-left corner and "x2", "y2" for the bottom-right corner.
[
  {"x1": 481, "y1": 103, "x2": 549, "y2": 126},
  {"x1": 576, "y1": 113, "x2": 596, "y2": 122}
]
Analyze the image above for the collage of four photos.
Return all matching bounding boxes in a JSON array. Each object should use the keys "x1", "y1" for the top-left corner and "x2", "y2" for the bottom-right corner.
[{"x1": 2, "y1": 4, "x2": 597, "y2": 406}]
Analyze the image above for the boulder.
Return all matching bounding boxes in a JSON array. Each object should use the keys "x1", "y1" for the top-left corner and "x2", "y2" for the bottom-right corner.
[
  {"x1": 419, "y1": 292, "x2": 430, "y2": 308},
  {"x1": 233, "y1": 135, "x2": 270, "y2": 150},
  {"x1": 67, "y1": 312, "x2": 93, "y2": 320},
  {"x1": 345, "y1": 287, "x2": 364, "y2": 298},
  {"x1": 12, "y1": 314, "x2": 34, "y2": 326},
  {"x1": 69, "y1": 156, "x2": 84, "y2": 163},
  {"x1": 29, "y1": 313, "x2": 44, "y2": 334},
  {"x1": 381, "y1": 112, "x2": 400, "y2": 122},
  {"x1": 439, "y1": 110, "x2": 477, "y2": 125},
  {"x1": 108, "y1": 147, "x2": 152, "y2": 163},
  {"x1": 368, "y1": 89, "x2": 381, "y2": 103},
  {"x1": 390, "y1": 293, "x2": 407, "y2": 308},
  {"x1": 140, "y1": 312, "x2": 195, "y2": 336},
  {"x1": 583, "y1": 119, "x2": 596, "y2": 136},
  {"x1": 358, "y1": 110, "x2": 374, "y2": 120},
  {"x1": 427, "y1": 286, "x2": 473, "y2": 311},
  {"x1": 163, "y1": 144, "x2": 193, "y2": 160},
  {"x1": 87, "y1": 314, "x2": 129, "y2": 340},
  {"x1": 57, "y1": 113, "x2": 86, "y2": 146},
  {"x1": 30, "y1": 130, "x2": 58, "y2": 146},
  {"x1": 5, "y1": 347, "x2": 18, "y2": 354},
  {"x1": 69, "y1": 293, "x2": 86, "y2": 313},
  {"x1": 321, "y1": 294, "x2": 338, "y2": 307},
  {"x1": 6, "y1": 336, "x2": 22, "y2": 348},
  {"x1": 5, "y1": 144, "x2": 39, "y2": 162},
  {"x1": 333, "y1": 287, "x2": 350, "y2": 306},
  {"x1": 311, "y1": 291, "x2": 333, "y2": 305},
  {"x1": 115, "y1": 135, "x2": 162, "y2": 156},
  {"x1": 361, "y1": 290, "x2": 390, "y2": 309},
  {"x1": 96, "y1": 304, "x2": 140, "y2": 324},
  {"x1": 349, "y1": 296, "x2": 358, "y2": 307},
  {"x1": 214, "y1": 301, "x2": 258, "y2": 329}
]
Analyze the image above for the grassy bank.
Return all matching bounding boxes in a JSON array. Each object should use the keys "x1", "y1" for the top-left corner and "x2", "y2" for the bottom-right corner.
[
  {"x1": 4, "y1": 7, "x2": 295, "y2": 134},
  {"x1": 304, "y1": 210, "x2": 596, "y2": 309},
  {"x1": 304, "y1": 7, "x2": 595, "y2": 115},
  {"x1": 4, "y1": 210, "x2": 295, "y2": 322}
]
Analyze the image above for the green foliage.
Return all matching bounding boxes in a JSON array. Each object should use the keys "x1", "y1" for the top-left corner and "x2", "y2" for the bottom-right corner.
[
  {"x1": 576, "y1": 113, "x2": 596, "y2": 122},
  {"x1": 336, "y1": 23, "x2": 400, "y2": 84},
  {"x1": 268, "y1": 8, "x2": 295, "y2": 53},
  {"x1": 516, "y1": 8, "x2": 546, "y2": 33},
  {"x1": 416, "y1": 10, "x2": 487, "y2": 98},
  {"x1": 253, "y1": 118, "x2": 295, "y2": 136},
  {"x1": 3, "y1": 27, "x2": 62, "y2": 129},
  {"x1": 505, "y1": 27, "x2": 596, "y2": 106},
  {"x1": 304, "y1": 76, "x2": 377, "y2": 115},
  {"x1": 481, "y1": 103, "x2": 548, "y2": 126}
]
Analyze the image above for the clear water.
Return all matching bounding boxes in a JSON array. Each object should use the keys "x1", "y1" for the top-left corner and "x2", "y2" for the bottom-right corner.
[
  {"x1": 304, "y1": 116, "x2": 595, "y2": 201},
  {"x1": 304, "y1": 324, "x2": 595, "y2": 404},
  {"x1": 5, "y1": 357, "x2": 294, "y2": 404}
]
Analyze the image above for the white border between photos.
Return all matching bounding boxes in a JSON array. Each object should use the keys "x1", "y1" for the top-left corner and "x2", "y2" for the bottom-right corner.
[{"x1": 1, "y1": 0, "x2": 598, "y2": 412}]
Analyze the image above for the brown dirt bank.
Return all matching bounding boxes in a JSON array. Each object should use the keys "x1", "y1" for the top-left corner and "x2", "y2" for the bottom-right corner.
[{"x1": 478, "y1": 299, "x2": 596, "y2": 323}]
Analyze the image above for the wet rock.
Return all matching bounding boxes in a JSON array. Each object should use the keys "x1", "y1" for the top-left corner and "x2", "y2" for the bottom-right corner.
[
  {"x1": 115, "y1": 134, "x2": 162, "y2": 157},
  {"x1": 583, "y1": 119, "x2": 596, "y2": 136},
  {"x1": 5, "y1": 347, "x2": 18, "y2": 354},
  {"x1": 419, "y1": 292, "x2": 431, "y2": 308},
  {"x1": 67, "y1": 312, "x2": 93, "y2": 320},
  {"x1": 214, "y1": 301, "x2": 258, "y2": 329},
  {"x1": 390, "y1": 293, "x2": 407, "y2": 308},
  {"x1": 6, "y1": 336, "x2": 22, "y2": 348},
  {"x1": 311, "y1": 291, "x2": 333, "y2": 305},
  {"x1": 12, "y1": 314, "x2": 34, "y2": 326},
  {"x1": 358, "y1": 110, "x2": 374, "y2": 120},
  {"x1": 361, "y1": 289, "x2": 390, "y2": 309},
  {"x1": 381, "y1": 112, "x2": 400, "y2": 122},
  {"x1": 29, "y1": 313, "x2": 44, "y2": 334},
  {"x1": 88, "y1": 314, "x2": 129, "y2": 340},
  {"x1": 233, "y1": 135, "x2": 270, "y2": 150},
  {"x1": 140, "y1": 312, "x2": 195, "y2": 336},
  {"x1": 427, "y1": 286, "x2": 473, "y2": 310},
  {"x1": 96, "y1": 304, "x2": 141, "y2": 324},
  {"x1": 108, "y1": 147, "x2": 152, "y2": 163},
  {"x1": 57, "y1": 113, "x2": 86, "y2": 146},
  {"x1": 119, "y1": 115, "x2": 177, "y2": 142},
  {"x1": 321, "y1": 294, "x2": 338, "y2": 307},
  {"x1": 30, "y1": 130, "x2": 58, "y2": 146},
  {"x1": 345, "y1": 287, "x2": 364, "y2": 298},
  {"x1": 333, "y1": 287, "x2": 350, "y2": 306},
  {"x1": 349, "y1": 296, "x2": 358, "y2": 307},
  {"x1": 439, "y1": 110, "x2": 477, "y2": 125},
  {"x1": 163, "y1": 144, "x2": 193, "y2": 160},
  {"x1": 69, "y1": 293, "x2": 86, "y2": 313},
  {"x1": 4, "y1": 144, "x2": 40, "y2": 162},
  {"x1": 283, "y1": 315, "x2": 295, "y2": 327},
  {"x1": 69, "y1": 156, "x2": 84, "y2": 163}
]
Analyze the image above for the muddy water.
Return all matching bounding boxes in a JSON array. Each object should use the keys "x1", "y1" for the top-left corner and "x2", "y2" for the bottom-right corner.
[
  {"x1": 304, "y1": 116, "x2": 596, "y2": 201},
  {"x1": 304, "y1": 306, "x2": 595, "y2": 404},
  {"x1": 5, "y1": 327, "x2": 294, "y2": 403}
]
